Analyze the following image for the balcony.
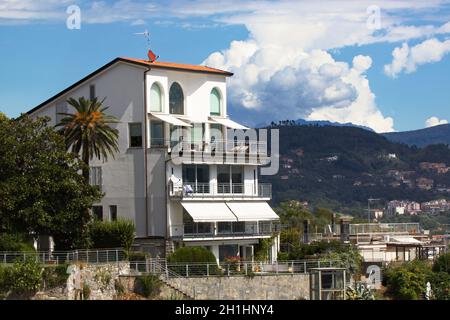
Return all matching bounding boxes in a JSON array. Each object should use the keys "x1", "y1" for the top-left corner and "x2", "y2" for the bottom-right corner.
[
  {"x1": 170, "y1": 221, "x2": 280, "y2": 240},
  {"x1": 150, "y1": 138, "x2": 271, "y2": 165},
  {"x1": 169, "y1": 182, "x2": 272, "y2": 200}
]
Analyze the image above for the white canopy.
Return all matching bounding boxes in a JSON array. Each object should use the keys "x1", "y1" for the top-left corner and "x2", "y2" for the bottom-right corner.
[
  {"x1": 390, "y1": 236, "x2": 422, "y2": 244},
  {"x1": 209, "y1": 116, "x2": 249, "y2": 130},
  {"x1": 150, "y1": 113, "x2": 191, "y2": 127},
  {"x1": 226, "y1": 201, "x2": 279, "y2": 221},
  {"x1": 181, "y1": 202, "x2": 237, "y2": 222}
]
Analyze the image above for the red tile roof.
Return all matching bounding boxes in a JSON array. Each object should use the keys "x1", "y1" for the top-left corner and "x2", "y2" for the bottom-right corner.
[{"x1": 121, "y1": 57, "x2": 233, "y2": 76}]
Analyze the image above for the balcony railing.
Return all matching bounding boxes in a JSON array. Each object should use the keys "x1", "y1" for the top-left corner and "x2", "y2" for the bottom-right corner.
[
  {"x1": 169, "y1": 182, "x2": 272, "y2": 199},
  {"x1": 170, "y1": 221, "x2": 280, "y2": 239},
  {"x1": 151, "y1": 138, "x2": 267, "y2": 153}
]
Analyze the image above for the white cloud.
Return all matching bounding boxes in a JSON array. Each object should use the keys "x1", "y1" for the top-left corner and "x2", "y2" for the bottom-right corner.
[
  {"x1": 425, "y1": 116, "x2": 448, "y2": 127},
  {"x1": 385, "y1": 38, "x2": 450, "y2": 77}
]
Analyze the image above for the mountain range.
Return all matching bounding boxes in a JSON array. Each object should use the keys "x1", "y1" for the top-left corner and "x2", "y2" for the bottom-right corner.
[
  {"x1": 261, "y1": 124, "x2": 450, "y2": 217},
  {"x1": 383, "y1": 124, "x2": 450, "y2": 147}
]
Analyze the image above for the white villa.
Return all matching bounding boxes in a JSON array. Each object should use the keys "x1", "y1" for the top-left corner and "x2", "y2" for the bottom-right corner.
[{"x1": 28, "y1": 53, "x2": 280, "y2": 263}]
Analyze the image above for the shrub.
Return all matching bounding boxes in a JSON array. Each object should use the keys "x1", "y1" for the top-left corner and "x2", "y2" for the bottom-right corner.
[
  {"x1": 41, "y1": 264, "x2": 69, "y2": 289},
  {"x1": 167, "y1": 247, "x2": 219, "y2": 276},
  {"x1": 167, "y1": 246, "x2": 216, "y2": 264},
  {"x1": 89, "y1": 219, "x2": 136, "y2": 253},
  {"x1": 427, "y1": 271, "x2": 450, "y2": 300},
  {"x1": 0, "y1": 233, "x2": 35, "y2": 252},
  {"x1": 383, "y1": 260, "x2": 431, "y2": 300},
  {"x1": 432, "y1": 253, "x2": 450, "y2": 274},
  {"x1": 136, "y1": 274, "x2": 161, "y2": 298},
  {"x1": 127, "y1": 251, "x2": 149, "y2": 262},
  {"x1": 82, "y1": 282, "x2": 91, "y2": 300},
  {"x1": 8, "y1": 257, "x2": 42, "y2": 297}
]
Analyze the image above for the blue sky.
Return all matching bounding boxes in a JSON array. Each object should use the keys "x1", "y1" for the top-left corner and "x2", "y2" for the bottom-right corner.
[{"x1": 1, "y1": 0, "x2": 450, "y2": 132}]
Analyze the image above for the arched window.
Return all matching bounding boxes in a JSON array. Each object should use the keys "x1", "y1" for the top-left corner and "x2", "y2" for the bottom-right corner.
[
  {"x1": 169, "y1": 82, "x2": 184, "y2": 114},
  {"x1": 210, "y1": 88, "x2": 221, "y2": 115},
  {"x1": 150, "y1": 82, "x2": 162, "y2": 112}
]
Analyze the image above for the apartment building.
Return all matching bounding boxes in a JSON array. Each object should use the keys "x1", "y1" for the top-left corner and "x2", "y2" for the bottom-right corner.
[{"x1": 28, "y1": 53, "x2": 280, "y2": 263}]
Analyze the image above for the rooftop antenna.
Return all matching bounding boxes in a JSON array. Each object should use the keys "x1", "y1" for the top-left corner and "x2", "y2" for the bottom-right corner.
[{"x1": 134, "y1": 29, "x2": 159, "y2": 62}]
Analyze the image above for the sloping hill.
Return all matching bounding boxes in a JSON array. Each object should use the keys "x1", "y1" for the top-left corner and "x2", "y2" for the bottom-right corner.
[
  {"x1": 383, "y1": 124, "x2": 450, "y2": 147},
  {"x1": 261, "y1": 125, "x2": 450, "y2": 216}
]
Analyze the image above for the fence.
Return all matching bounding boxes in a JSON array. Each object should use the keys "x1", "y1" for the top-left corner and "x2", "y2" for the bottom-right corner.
[
  {"x1": 0, "y1": 248, "x2": 126, "y2": 265},
  {"x1": 128, "y1": 259, "x2": 341, "y2": 278}
]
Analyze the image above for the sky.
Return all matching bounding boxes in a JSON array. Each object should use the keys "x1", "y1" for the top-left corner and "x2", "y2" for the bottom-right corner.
[{"x1": 1, "y1": 1, "x2": 450, "y2": 133}]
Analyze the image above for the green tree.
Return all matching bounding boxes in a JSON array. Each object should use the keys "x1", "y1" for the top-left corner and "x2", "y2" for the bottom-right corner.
[
  {"x1": 0, "y1": 115, "x2": 101, "y2": 249},
  {"x1": 56, "y1": 97, "x2": 119, "y2": 182},
  {"x1": 383, "y1": 260, "x2": 431, "y2": 300},
  {"x1": 432, "y1": 252, "x2": 450, "y2": 274}
]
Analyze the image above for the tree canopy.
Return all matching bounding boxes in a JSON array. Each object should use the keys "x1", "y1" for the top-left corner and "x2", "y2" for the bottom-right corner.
[{"x1": 0, "y1": 115, "x2": 102, "y2": 249}]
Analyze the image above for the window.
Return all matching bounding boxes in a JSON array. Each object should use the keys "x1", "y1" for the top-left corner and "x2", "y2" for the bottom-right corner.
[
  {"x1": 89, "y1": 84, "x2": 96, "y2": 100},
  {"x1": 55, "y1": 101, "x2": 67, "y2": 124},
  {"x1": 169, "y1": 82, "x2": 184, "y2": 114},
  {"x1": 150, "y1": 83, "x2": 162, "y2": 112},
  {"x1": 150, "y1": 120, "x2": 164, "y2": 147},
  {"x1": 217, "y1": 165, "x2": 243, "y2": 193},
  {"x1": 190, "y1": 123, "x2": 205, "y2": 150},
  {"x1": 182, "y1": 164, "x2": 210, "y2": 192},
  {"x1": 89, "y1": 166, "x2": 102, "y2": 191},
  {"x1": 92, "y1": 206, "x2": 103, "y2": 221},
  {"x1": 129, "y1": 123, "x2": 143, "y2": 148},
  {"x1": 210, "y1": 88, "x2": 221, "y2": 115},
  {"x1": 109, "y1": 205, "x2": 117, "y2": 221}
]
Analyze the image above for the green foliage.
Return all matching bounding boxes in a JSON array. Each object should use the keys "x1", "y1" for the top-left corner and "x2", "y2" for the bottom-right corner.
[
  {"x1": 82, "y1": 281, "x2": 91, "y2": 300},
  {"x1": 136, "y1": 274, "x2": 161, "y2": 298},
  {"x1": 432, "y1": 252, "x2": 450, "y2": 274},
  {"x1": 279, "y1": 240, "x2": 349, "y2": 260},
  {"x1": 127, "y1": 251, "x2": 149, "y2": 262},
  {"x1": 0, "y1": 233, "x2": 35, "y2": 252},
  {"x1": 383, "y1": 260, "x2": 431, "y2": 300},
  {"x1": 321, "y1": 245, "x2": 362, "y2": 275},
  {"x1": 41, "y1": 264, "x2": 69, "y2": 289},
  {"x1": 0, "y1": 115, "x2": 102, "y2": 249},
  {"x1": 2, "y1": 257, "x2": 43, "y2": 297},
  {"x1": 89, "y1": 219, "x2": 136, "y2": 253},
  {"x1": 167, "y1": 246, "x2": 219, "y2": 276},
  {"x1": 427, "y1": 271, "x2": 450, "y2": 300},
  {"x1": 94, "y1": 268, "x2": 113, "y2": 292},
  {"x1": 56, "y1": 97, "x2": 119, "y2": 182},
  {"x1": 167, "y1": 246, "x2": 216, "y2": 264},
  {"x1": 114, "y1": 279, "x2": 125, "y2": 296},
  {"x1": 346, "y1": 283, "x2": 375, "y2": 300},
  {"x1": 254, "y1": 237, "x2": 274, "y2": 262}
]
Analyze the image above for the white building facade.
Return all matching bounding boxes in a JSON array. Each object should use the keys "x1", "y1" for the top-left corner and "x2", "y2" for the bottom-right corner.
[{"x1": 28, "y1": 56, "x2": 280, "y2": 262}]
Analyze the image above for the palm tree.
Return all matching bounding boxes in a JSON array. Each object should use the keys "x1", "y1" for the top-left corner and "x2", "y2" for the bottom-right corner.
[{"x1": 56, "y1": 97, "x2": 119, "y2": 182}]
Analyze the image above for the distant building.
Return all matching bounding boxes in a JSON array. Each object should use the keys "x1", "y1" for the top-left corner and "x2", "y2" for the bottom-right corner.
[{"x1": 416, "y1": 177, "x2": 434, "y2": 190}]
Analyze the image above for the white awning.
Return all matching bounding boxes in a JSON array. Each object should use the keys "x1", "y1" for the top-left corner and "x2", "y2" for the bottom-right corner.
[
  {"x1": 181, "y1": 202, "x2": 237, "y2": 222},
  {"x1": 150, "y1": 113, "x2": 192, "y2": 127},
  {"x1": 226, "y1": 201, "x2": 279, "y2": 221},
  {"x1": 390, "y1": 236, "x2": 422, "y2": 244},
  {"x1": 209, "y1": 116, "x2": 249, "y2": 130}
]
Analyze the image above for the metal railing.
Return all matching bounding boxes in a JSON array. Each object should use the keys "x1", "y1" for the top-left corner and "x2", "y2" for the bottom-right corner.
[
  {"x1": 170, "y1": 221, "x2": 280, "y2": 239},
  {"x1": 170, "y1": 182, "x2": 272, "y2": 199},
  {"x1": 127, "y1": 259, "x2": 341, "y2": 278},
  {"x1": 151, "y1": 138, "x2": 267, "y2": 154},
  {"x1": 349, "y1": 223, "x2": 421, "y2": 235},
  {"x1": 0, "y1": 248, "x2": 126, "y2": 265}
]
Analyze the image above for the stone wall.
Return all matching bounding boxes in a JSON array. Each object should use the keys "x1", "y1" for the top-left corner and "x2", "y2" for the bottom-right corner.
[
  {"x1": 66, "y1": 262, "x2": 130, "y2": 300},
  {"x1": 165, "y1": 274, "x2": 310, "y2": 300}
]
